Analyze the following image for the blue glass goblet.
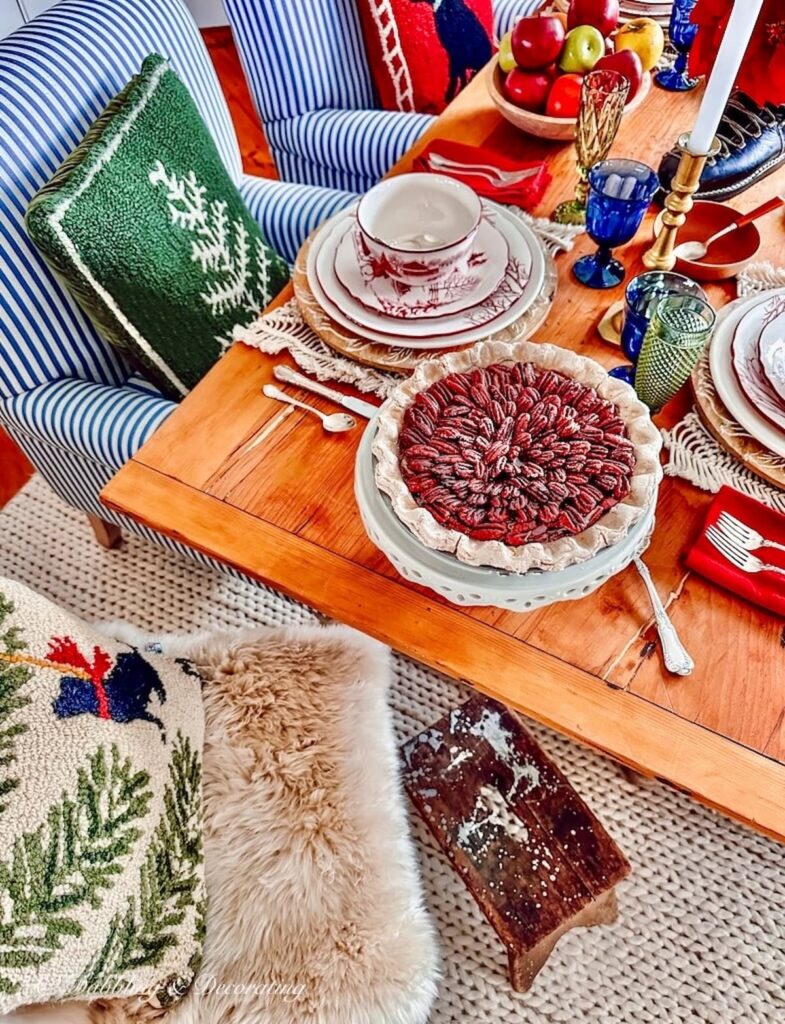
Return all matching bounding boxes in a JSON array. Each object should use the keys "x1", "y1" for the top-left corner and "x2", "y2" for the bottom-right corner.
[
  {"x1": 572, "y1": 160, "x2": 659, "y2": 290},
  {"x1": 608, "y1": 364, "x2": 635, "y2": 385},
  {"x1": 621, "y1": 271, "x2": 707, "y2": 363},
  {"x1": 656, "y1": 0, "x2": 700, "y2": 92}
]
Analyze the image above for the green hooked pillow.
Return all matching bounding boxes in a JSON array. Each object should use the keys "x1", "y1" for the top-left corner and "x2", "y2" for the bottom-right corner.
[
  {"x1": 25, "y1": 53, "x2": 289, "y2": 401},
  {"x1": 0, "y1": 576, "x2": 205, "y2": 1013}
]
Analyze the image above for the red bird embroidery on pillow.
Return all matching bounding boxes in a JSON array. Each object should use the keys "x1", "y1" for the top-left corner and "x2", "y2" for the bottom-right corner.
[{"x1": 48, "y1": 636, "x2": 167, "y2": 739}]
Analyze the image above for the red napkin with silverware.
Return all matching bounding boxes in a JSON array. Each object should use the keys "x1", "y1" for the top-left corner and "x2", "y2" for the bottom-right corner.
[
  {"x1": 413, "y1": 139, "x2": 551, "y2": 211},
  {"x1": 686, "y1": 486, "x2": 785, "y2": 616}
]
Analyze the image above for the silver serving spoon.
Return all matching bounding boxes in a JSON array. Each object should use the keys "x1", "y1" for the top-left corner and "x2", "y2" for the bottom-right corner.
[
  {"x1": 262, "y1": 384, "x2": 356, "y2": 432},
  {"x1": 673, "y1": 195, "x2": 784, "y2": 262},
  {"x1": 633, "y1": 557, "x2": 693, "y2": 676}
]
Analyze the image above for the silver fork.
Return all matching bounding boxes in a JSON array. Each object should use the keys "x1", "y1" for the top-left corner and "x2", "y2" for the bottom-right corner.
[
  {"x1": 716, "y1": 511, "x2": 785, "y2": 555},
  {"x1": 706, "y1": 526, "x2": 785, "y2": 577},
  {"x1": 425, "y1": 152, "x2": 540, "y2": 187}
]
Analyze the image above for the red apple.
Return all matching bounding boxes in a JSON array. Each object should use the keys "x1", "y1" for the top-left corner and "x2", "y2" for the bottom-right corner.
[
  {"x1": 545, "y1": 73, "x2": 584, "y2": 118},
  {"x1": 511, "y1": 15, "x2": 566, "y2": 70},
  {"x1": 503, "y1": 66, "x2": 556, "y2": 112},
  {"x1": 567, "y1": 0, "x2": 620, "y2": 37},
  {"x1": 594, "y1": 48, "x2": 644, "y2": 100}
]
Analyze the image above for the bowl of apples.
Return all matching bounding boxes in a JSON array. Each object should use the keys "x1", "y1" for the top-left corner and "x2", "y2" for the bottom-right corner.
[{"x1": 489, "y1": 0, "x2": 662, "y2": 141}]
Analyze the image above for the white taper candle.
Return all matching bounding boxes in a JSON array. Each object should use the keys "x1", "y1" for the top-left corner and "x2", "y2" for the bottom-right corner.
[{"x1": 687, "y1": 0, "x2": 765, "y2": 155}]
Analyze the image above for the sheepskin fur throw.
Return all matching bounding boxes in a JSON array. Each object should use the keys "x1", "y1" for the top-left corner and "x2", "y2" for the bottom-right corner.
[{"x1": 6, "y1": 625, "x2": 439, "y2": 1024}]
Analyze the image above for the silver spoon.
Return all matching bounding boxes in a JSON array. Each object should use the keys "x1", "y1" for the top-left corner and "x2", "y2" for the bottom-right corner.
[
  {"x1": 673, "y1": 195, "x2": 784, "y2": 262},
  {"x1": 262, "y1": 384, "x2": 356, "y2": 432}
]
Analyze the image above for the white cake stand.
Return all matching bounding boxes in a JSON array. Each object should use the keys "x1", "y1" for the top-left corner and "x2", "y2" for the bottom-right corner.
[{"x1": 354, "y1": 420, "x2": 656, "y2": 611}]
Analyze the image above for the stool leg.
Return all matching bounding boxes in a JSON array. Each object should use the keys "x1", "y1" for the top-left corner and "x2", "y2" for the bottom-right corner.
[{"x1": 87, "y1": 514, "x2": 123, "y2": 550}]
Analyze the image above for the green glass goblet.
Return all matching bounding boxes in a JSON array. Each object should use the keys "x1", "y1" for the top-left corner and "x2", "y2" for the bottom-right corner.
[
  {"x1": 553, "y1": 69, "x2": 630, "y2": 226},
  {"x1": 633, "y1": 294, "x2": 716, "y2": 412}
]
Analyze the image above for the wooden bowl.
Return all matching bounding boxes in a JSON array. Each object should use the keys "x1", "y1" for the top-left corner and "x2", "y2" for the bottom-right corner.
[
  {"x1": 652, "y1": 200, "x2": 761, "y2": 281},
  {"x1": 487, "y1": 57, "x2": 651, "y2": 142}
]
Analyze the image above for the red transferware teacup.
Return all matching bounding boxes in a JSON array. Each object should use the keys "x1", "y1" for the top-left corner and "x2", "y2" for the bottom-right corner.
[{"x1": 356, "y1": 172, "x2": 482, "y2": 286}]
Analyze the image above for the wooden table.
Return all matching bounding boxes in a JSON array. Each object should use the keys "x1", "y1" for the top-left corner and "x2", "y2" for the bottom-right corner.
[{"x1": 102, "y1": 67, "x2": 785, "y2": 843}]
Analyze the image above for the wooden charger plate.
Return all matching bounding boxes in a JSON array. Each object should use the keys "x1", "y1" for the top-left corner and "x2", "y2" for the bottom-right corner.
[
  {"x1": 293, "y1": 230, "x2": 558, "y2": 375},
  {"x1": 691, "y1": 300, "x2": 785, "y2": 490}
]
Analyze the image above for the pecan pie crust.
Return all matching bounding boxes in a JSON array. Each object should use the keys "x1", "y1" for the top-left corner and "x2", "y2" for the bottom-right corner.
[{"x1": 372, "y1": 340, "x2": 662, "y2": 573}]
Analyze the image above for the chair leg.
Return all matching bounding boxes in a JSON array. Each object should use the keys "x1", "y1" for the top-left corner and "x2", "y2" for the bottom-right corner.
[{"x1": 87, "y1": 514, "x2": 123, "y2": 550}]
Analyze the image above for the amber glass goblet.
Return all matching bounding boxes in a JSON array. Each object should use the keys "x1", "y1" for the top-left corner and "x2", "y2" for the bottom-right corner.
[{"x1": 553, "y1": 69, "x2": 630, "y2": 226}]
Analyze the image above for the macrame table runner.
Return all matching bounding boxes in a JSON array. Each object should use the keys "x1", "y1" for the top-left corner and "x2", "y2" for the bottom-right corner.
[
  {"x1": 235, "y1": 209, "x2": 581, "y2": 400},
  {"x1": 661, "y1": 262, "x2": 785, "y2": 512}
]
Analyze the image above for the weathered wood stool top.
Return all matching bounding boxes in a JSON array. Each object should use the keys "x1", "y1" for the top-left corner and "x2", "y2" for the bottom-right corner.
[{"x1": 402, "y1": 695, "x2": 630, "y2": 991}]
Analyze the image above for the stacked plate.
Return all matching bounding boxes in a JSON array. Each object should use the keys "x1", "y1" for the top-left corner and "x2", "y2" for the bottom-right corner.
[
  {"x1": 304, "y1": 200, "x2": 547, "y2": 355},
  {"x1": 619, "y1": 0, "x2": 672, "y2": 28},
  {"x1": 355, "y1": 420, "x2": 656, "y2": 611},
  {"x1": 708, "y1": 289, "x2": 785, "y2": 459},
  {"x1": 552, "y1": 0, "x2": 672, "y2": 27}
]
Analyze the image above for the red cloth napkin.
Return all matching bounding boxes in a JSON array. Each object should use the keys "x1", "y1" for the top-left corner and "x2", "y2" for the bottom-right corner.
[
  {"x1": 413, "y1": 139, "x2": 551, "y2": 211},
  {"x1": 686, "y1": 485, "x2": 785, "y2": 616}
]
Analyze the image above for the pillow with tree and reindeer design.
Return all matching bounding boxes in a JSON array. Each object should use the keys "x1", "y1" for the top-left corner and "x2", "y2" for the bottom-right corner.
[
  {"x1": 0, "y1": 576, "x2": 205, "y2": 1014},
  {"x1": 25, "y1": 53, "x2": 289, "y2": 402}
]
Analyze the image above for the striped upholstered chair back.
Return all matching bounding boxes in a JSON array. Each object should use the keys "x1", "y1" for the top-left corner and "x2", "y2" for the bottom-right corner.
[
  {"x1": 225, "y1": 0, "x2": 543, "y2": 192},
  {"x1": 0, "y1": 0, "x2": 240, "y2": 402}
]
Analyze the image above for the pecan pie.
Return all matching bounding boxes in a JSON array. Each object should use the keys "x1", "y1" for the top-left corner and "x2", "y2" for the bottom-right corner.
[{"x1": 373, "y1": 340, "x2": 662, "y2": 573}]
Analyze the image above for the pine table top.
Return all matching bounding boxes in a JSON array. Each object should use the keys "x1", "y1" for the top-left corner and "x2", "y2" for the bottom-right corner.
[{"x1": 102, "y1": 66, "x2": 785, "y2": 843}]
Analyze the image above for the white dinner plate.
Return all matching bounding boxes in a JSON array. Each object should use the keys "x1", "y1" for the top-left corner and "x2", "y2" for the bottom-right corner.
[
  {"x1": 710, "y1": 289, "x2": 785, "y2": 457},
  {"x1": 307, "y1": 203, "x2": 545, "y2": 349},
  {"x1": 757, "y1": 295, "x2": 785, "y2": 404},
  {"x1": 731, "y1": 295, "x2": 785, "y2": 433},
  {"x1": 333, "y1": 213, "x2": 509, "y2": 320}
]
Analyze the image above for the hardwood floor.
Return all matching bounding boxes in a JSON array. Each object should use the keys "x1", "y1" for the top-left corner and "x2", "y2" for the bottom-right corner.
[
  {"x1": 0, "y1": 28, "x2": 277, "y2": 511},
  {"x1": 202, "y1": 26, "x2": 277, "y2": 179}
]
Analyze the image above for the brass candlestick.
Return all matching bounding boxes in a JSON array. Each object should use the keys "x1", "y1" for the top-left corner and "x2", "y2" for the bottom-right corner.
[{"x1": 642, "y1": 133, "x2": 721, "y2": 272}]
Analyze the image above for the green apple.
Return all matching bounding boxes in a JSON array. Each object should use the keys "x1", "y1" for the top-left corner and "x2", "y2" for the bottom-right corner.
[
  {"x1": 499, "y1": 30, "x2": 517, "y2": 73},
  {"x1": 558, "y1": 25, "x2": 605, "y2": 73}
]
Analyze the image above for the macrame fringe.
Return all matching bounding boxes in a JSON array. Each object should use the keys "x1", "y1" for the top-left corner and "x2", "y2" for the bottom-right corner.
[
  {"x1": 505, "y1": 207, "x2": 584, "y2": 255},
  {"x1": 737, "y1": 261, "x2": 785, "y2": 295},
  {"x1": 662, "y1": 413, "x2": 785, "y2": 512},
  {"x1": 235, "y1": 301, "x2": 397, "y2": 398}
]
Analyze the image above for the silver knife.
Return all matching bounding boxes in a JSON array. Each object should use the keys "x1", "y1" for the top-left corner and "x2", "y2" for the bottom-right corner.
[{"x1": 272, "y1": 365, "x2": 379, "y2": 419}]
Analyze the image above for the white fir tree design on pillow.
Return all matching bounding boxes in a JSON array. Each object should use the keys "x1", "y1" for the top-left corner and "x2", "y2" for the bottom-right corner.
[
  {"x1": 149, "y1": 160, "x2": 287, "y2": 336},
  {"x1": 26, "y1": 55, "x2": 290, "y2": 401}
]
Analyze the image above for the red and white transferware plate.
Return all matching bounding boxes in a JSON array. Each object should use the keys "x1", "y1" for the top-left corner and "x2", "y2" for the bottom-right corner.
[
  {"x1": 333, "y1": 214, "x2": 509, "y2": 320},
  {"x1": 730, "y1": 294, "x2": 785, "y2": 434},
  {"x1": 757, "y1": 293, "x2": 785, "y2": 403},
  {"x1": 710, "y1": 289, "x2": 785, "y2": 457},
  {"x1": 308, "y1": 203, "x2": 544, "y2": 348}
]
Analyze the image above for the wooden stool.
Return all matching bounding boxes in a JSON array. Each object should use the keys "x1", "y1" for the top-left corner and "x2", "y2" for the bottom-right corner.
[{"x1": 402, "y1": 695, "x2": 630, "y2": 992}]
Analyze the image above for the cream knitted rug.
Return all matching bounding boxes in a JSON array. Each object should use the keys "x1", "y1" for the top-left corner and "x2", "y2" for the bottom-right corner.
[{"x1": 1, "y1": 478, "x2": 783, "y2": 1024}]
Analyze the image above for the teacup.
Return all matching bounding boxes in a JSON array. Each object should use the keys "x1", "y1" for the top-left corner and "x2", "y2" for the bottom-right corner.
[{"x1": 356, "y1": 173, "x2": 482, "y2": 286}]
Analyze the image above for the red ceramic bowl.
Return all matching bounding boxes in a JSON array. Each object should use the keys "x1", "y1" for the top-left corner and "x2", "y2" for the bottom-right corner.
[{"x1": 653, "y1": 200, "x2": 761, "y2": 281}]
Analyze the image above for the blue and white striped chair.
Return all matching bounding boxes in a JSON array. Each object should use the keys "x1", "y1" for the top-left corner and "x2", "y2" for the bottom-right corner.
[
  {"x1": 0, "y1": 0, "x2": 356, "y2": 558},
  {"x1": 225, "y1": 0, "x2": 543, "y2": 193}
]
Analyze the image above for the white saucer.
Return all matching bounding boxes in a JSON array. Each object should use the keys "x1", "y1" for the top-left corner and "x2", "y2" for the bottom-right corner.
[
  {"x1": 354, "y1": 419, "x2": 655, "y2": 611},
  {"x1": 757, "y1": 295, "x2": 785, "y2": 404},
  {"x1": 710, "y1": 289, "x2": 785, "y2": 457},
  {"x1": 307, "y1": 203, "x2": 545, "y2": 349},
  {"x1": 334, "y1": 214, "x2": 509, "y2": 320},
  {"x1": 731, "y1": 295, "x2": 785, "y2": 434}
]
